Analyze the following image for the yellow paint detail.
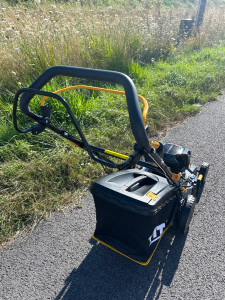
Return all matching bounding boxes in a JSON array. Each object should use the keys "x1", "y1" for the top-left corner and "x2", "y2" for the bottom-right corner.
[
  {"x1": 171, "y1": 172, "x2": 182, "y2": 181},
  {"x1": 146, "y1": 191, "x2": 158, "y2": 200},
  {"x1": 104, "y1": 150, "x2": 129, "y2": 160},
  {"x1": 150, "y1": 141, "x2": 160, "y2": 149},
  {"x1": 92, "y1": 224, "x2": 170, "y2": 266},
  {"x1": 182, "y1": 187, "x2": 188, "y2": 193},
  {"x1": 41, "y1": 85, "x2": 149, "y2": 125},
  {"x1": 198, "y1": 174, "x2": 203, "y2": 181}
]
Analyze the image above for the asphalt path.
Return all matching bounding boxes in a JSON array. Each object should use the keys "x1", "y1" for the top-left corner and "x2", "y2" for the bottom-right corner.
[{"x1": 0, "y1": 93, "x2": 224, "y2": 300}]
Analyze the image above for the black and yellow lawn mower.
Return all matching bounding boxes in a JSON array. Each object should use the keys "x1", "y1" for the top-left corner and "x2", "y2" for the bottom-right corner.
[{"x1": 13, "y1": 66, "x2": 209, "y2": 265}]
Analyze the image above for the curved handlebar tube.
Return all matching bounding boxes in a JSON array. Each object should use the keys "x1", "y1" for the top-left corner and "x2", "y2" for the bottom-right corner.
[
  {"x1": 15, "y1": 88, "x2": 137, "y2": 169},
  {"x1": 19, "y1": 66, "x2": 151, "y2": 153}
]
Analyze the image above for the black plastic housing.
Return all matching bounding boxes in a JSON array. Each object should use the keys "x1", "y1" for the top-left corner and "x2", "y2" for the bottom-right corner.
[
  {"x1": 91, "y1": 169, "x2": 178, "y2": 263},
  {"x1": 163, "y1": 143, "x2": 191, "y2": 173}
]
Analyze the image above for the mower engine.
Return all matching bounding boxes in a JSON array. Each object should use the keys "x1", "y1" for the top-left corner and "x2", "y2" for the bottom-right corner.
[{"x1": 162, "y1": 143, "x2": 190, "y2": 173}]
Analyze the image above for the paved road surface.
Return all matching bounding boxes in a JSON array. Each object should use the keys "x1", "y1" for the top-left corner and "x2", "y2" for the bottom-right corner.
[{"x1": 0, "y1": 94, "x2": 224, "y2": 300}]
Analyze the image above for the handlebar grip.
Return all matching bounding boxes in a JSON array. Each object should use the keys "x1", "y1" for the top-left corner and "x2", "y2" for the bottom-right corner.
[{"x1": 20, "y1": 65, "x2": 151, "y2": 152}]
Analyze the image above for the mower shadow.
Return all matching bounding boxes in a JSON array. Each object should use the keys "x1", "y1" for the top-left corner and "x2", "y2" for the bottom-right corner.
[{"x1": 55, "y1": 227, "x2": 187, "y2": 300}]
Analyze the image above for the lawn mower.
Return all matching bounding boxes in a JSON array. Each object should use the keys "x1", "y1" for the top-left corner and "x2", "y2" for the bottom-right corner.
[{"x1": 13, "y1": 66, "x2": 209, "y2": 265}]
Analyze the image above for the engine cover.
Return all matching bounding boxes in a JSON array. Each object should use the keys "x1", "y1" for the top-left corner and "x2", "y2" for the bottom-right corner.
[{"x1": 162, "y1": 143, "x2": 191, "y2": 173}]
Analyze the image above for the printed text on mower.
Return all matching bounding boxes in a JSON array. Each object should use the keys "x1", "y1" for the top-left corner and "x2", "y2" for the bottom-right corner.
[{"x1": 148, "y1": 223, "x2": 166, "y2": 246}]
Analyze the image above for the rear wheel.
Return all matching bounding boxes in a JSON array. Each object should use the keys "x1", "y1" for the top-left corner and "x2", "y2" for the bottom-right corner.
[
  {"x1": 178, "y1": 195, "x2": 196, "y2": 234},
  {"x1": 198, "y1": 162, "x2": 209, "y2": 184},
  {"x1": 196, "y1": 162, "x2": 209, "y2": 199}
]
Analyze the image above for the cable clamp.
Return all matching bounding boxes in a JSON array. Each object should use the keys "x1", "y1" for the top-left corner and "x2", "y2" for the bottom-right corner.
[{"x1": 31, "y1": 117, "x2": 50, "y2": 135}]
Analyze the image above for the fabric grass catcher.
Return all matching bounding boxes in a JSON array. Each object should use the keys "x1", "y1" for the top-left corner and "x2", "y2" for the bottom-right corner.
[{"x1": 13, "y1": 66, "x2": 209, "y2": 265}]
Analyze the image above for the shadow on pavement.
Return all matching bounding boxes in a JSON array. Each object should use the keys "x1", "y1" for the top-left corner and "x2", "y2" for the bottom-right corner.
[{"x1": 55, "y1": 227, "x2": 187, "y2": 300}]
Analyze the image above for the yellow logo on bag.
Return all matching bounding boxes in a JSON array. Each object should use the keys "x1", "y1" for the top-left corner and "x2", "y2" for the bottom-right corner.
[{"x1": 146, "y1": 191, "x2": 158, "y2": 200}]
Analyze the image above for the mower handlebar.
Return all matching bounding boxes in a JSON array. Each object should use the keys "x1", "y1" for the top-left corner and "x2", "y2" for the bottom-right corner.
[{"x1": 20, "y1": 65, "x2": 151, "y2": 152}]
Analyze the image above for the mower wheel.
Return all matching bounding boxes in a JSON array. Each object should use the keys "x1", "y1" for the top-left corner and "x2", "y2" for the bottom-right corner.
[
  {"x1": 196, "y1": 162, "x2": 209, "y2": 199},
  {"x1": 178, "y1": 195, "x2": 196, "y2": 234},
  {"x1": 199, "y1": 162, "x2": 209, "y2": 184}
]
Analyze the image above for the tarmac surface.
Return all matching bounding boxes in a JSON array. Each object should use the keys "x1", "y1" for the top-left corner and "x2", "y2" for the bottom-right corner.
[{"x1": 0, "y1": 93, "x2": 225, "y2": 300}]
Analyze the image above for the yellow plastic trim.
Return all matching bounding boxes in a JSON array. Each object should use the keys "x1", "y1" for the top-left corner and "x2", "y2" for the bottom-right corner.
[
  {"x1": 150, "y1": 141, "x2": 160, "y2": 149},
  {"x1": 198, "y1": 174, "x2": 203, "y2": 181},
  {"x1": 41, "y1": 85, "x2": 149, "y2": 125},
  {"x1": 146, "y1": 191, "x2": 158, "y2": 200},
  {"x1": 92, "y1": 224, "x2": 170, "y2": 266},
  {"x1": 182, "y1": 187, "x2": 188, "y2": 193},
  {"x1": 171, "y1": 172, "x2": 182, "y2": 181},
  {"x1": 104, "y1": 149, "x2": 129, "y2": 160}
]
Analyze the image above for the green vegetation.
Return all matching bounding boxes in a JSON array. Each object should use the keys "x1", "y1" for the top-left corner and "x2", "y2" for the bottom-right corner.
[
  {"x1": 4, "y1": 0, "x2": 199, "y2": 7},
  {"x1": 0, "y1": 0, "x2": 225, "y2": 245}
]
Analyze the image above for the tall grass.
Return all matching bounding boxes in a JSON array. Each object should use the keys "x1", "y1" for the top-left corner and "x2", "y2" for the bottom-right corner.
[
  {"x1": 0, "y1": 0, "x2": 225, "y2": 244},
  {"x1": 0, "y1": 1, "x2": 224, "y2": 96}
]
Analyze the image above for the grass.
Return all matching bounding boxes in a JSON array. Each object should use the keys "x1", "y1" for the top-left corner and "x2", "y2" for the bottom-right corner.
[
  {"x1": 1, "y1": 1, "x2": 224, "y2": 95},
  {"x1": 0, "y1": 0, "x2": 225, "y2": 245}
]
